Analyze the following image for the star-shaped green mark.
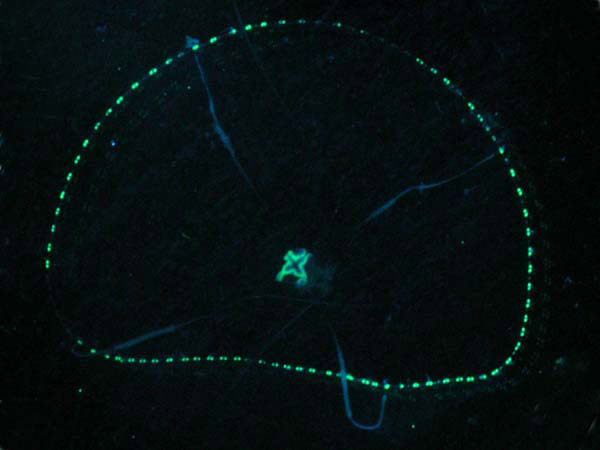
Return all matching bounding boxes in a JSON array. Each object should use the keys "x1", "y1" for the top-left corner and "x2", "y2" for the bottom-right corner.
[{"x1": 275, "y1": 248, "x2": 312, "y2": 287}]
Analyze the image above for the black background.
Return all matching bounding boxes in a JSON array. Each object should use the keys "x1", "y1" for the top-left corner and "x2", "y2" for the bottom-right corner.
[{"x1": 1, "y1": 0, "x2": 599, "y2": 449}]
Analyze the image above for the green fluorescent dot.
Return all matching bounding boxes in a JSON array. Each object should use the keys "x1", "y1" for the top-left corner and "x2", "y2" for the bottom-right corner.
[
  {"x1": 192, "y1": 44, "x2": 200, "y2": 51},
  {"x1": 131, "y1": 82, "x2": 139, "y2": 90},
  {"x1": 209, "y1": 37, "x2": 218, "y2": 44},
  {"x1": 116, "y1": 96, "x2": 124, "y2": 105},
  {"x1": 82, "y1": 139, "x2": 89, "y2": 148},
  {"x1": 245, "y1": 24, "x2": 252, "y2": 31},
  {"x1": 165, "y1": 58, "x2": 173, "y2": 65},
  {"x1": 260, "y1": 21, "x2": 267, "y2": 27}
]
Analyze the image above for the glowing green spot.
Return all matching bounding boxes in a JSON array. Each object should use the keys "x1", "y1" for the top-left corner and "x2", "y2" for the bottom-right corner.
[
  {"x1": 260, "y1": 21, "x2": 267, "y2": 27},
  {"x1": 510, "y1": 168, "x2": 516, "y2": 178},
  {"x1": 105, "y1": 108, "x2": 113, "y2": 117},
  {"x1": 94, "y1": 122, "x2": 101, "y2": 131},
  {"x1": 498, "y1": 146, "x2": 505, "y2": 154},
  {"x1": 116, "y1": 96, "x2": 124, "y2": 105},
  {"x1": 148, "y1": 68, "x2": 158, "y2": 76},
  {"x1": 245, "y1": 24, "x2": 252, "y2": 31},
  {"x1": 192, "y1": 44, "x2": 200, "y2": 51},
  {"x1": 325, "y1": 370, "x2": 333, "y2": 376},
  {"x1": 229, "y1": 28, "x2": 237, "y2": 34},
  {"x1": 523, "y1": 209, "x2": 529, "y2": 218},
  {"x1": 275, "y1": 248, "x2": 312, "y2": 287},
  {"x1": 54, "y1": 207, "x2": 61, "y2": 216},
  {"x1": 47, "y1": 243, "x2": 52, "y2": 253},
  {"x1": 278, "y1": 20, "x2": 286, "y2": 25},
  {"x1": 467, "y1": 102, "x2": 475, "y2": 110},
  {"x1": 66, "y1": 173, "x2": 72, "y2": 181},
  {"x1": 412, "y1": 382, "x2": 420, "y2": 388},
  {"x1": 59, "y1": 191, "x2": 65, "y2": 200},
  {"x1": 517, "y1": 187, "x2": 523, "y2": 196},
  {"x1": 443, "y1": 77, "x2": 450, "y2": 85},
  {"x1": 131, "y1": 82, "x2": 139, "y2": 90},
  {"x1": 82, "y1": 139, "x2": 89, "y2": 148},
  {"x1": 209, "y1": 37, "x2": 218, "y2": 44}
]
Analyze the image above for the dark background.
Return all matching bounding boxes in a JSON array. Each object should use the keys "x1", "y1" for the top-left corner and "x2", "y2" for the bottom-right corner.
[{"x1": 1, "y1": 0, "x2": 599, "y2": 449}]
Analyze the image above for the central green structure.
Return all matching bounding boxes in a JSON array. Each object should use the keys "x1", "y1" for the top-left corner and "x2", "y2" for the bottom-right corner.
[{"x1": 275, "y1": 248, "x2": 312, "y2": 287}]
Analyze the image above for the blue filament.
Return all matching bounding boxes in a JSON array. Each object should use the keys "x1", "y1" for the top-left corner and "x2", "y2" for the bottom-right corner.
[
  {"x1": 332, "y1": 331, "x2": 388, "y2": 430},
  {"x1": 73, "y1": 317, "x2": 201, "y2": 357},
  {"x1": 360, "y1": 152, "x2": 496, "y2": 227},
  {"x1": 188, "y1": 36, "x2": 258, "y2": 194}
]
